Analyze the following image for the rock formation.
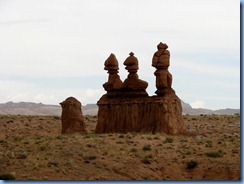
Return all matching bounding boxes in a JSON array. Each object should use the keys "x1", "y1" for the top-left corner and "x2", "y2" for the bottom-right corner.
[
  {"x1": 95, "y1": 43, "x2": 186, "y2": 135},
  {"x1": 60, "y1": 97, "x2": 86, "y2": 134},
  {"x1": 103, "y1": 53, "x2": 123, "y2": 97},
  {"x1": 122, "y1": 52, "x2": 148, "y2": 97},
  {"x1": 152, "y1": 42, "x2": 174, "y2": 96}
]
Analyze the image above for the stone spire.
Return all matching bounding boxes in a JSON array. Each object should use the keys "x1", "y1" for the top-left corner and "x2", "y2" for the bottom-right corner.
[
  {"x1": 152, "y1": 42, "x2": 174, "y2": 96},
  {"x1": 123, "y1": 52, "x2": 148, "y2": 97},
  {"x1": 103, "y1": 53, "x2": 123, "y2": 93},
  {"x1": 123, "y1": 52, "x2": 139, "y2": 72}
]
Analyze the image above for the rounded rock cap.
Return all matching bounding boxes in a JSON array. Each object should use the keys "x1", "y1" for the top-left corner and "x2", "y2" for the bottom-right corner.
[
  {"x1": 157, "y1": 42, "x2": 168, "y2": 50},
  {"x1": 104, "y1": 53, "x2": 119, "y2": 70},
  {"x1": 123, "y1": 52, "x2": 138, "y2": 67}
]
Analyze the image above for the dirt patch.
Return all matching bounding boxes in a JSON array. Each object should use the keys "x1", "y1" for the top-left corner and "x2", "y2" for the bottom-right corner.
[{"x1": 0, "y1": 114, "x2": 240, "y2": 180}]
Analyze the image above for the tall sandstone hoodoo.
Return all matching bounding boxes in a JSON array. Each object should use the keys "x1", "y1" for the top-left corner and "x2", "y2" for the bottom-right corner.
[
  {"x1": 60, "y1": 97, "x2": 86, "y2": 134},
  {"x1": 95, "y1": 43, "x2": 186, "y2": 135}
]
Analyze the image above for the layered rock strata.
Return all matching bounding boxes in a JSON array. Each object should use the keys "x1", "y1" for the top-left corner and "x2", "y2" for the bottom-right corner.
[{"x1": 96, "y1": 95, "x2": 185, "y2": 134}]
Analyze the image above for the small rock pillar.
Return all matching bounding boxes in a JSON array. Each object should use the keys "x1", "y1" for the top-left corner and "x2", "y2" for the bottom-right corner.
[{"x1": 60, "y1": 97, "x2": 86, "y2": 134}]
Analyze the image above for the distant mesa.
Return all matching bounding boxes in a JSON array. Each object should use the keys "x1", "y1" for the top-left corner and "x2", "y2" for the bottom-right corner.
[{"x1": 0, "y1": 101, "x2": 239, "y2": 116}]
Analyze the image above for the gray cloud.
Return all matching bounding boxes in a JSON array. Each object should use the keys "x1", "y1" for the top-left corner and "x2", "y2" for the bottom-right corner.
[
  {"x1": 0, "y1": 0, "x2": 240, "y2": 109},
  {"x1": 0, "y1": 18, "x2": 51, "y2": 25}
]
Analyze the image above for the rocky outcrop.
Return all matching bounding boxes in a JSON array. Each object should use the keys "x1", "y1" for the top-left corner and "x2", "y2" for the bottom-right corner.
[
  {"x1": 60, "y1": 97, "x2": 86, "y2": 134},
  {"x1": 96, "y1": 95, "x2": 185, "y2": 134},
  {"x1": 95, "y1": 43, "x2": 186, "y2": 135}
]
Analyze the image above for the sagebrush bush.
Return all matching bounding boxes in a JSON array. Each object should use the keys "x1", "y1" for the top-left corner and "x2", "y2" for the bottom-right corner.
[
  {"x1": 163, "y1": 137, "x2": 173, "y2": 143},
  {"x1": 141, "y1": 158, "x2": 151, "y2": 164},
  {"x1": 186, "y1": 160, "x2": 198, "y2": 169},
  {"x1": 84, "y1": 155, "x2": 97, "y2": 161},
  {"x1": 142, "y1": 145, "x2": 151, "y2": 151},
  {"x1": 0, "y1": 174, "x2": 16, "y2": 180},
  {"x1": 205, "y1": 151, "x2": 222, "y2": 158}
]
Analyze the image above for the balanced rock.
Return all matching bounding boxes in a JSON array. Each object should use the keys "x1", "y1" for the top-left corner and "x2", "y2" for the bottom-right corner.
[
  {"x1": 152, "y1": 42, "x2": 174, "y2": 96},
  {"x1": 60, "y1": 97, "x2": 86, "y2": 134},
  {"x1": 123, "y1": 52, "x2": 148, "y2": 97},
  {"x1": 103, "y1": 53, "x2": 123, "y2": 97}
]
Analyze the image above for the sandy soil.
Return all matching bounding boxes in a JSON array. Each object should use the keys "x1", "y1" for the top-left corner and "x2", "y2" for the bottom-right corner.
[{"x1": 0, "y1": 114, "x2": 240, "y2": 180}]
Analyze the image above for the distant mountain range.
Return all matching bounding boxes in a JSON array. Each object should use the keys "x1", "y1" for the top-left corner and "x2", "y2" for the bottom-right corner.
[
  {"x1": 180, "y1": 101, "x2": 240, "y2": 115},
  {"x1": 0, "y1": 101, "x2": 240, "y2": 116}
]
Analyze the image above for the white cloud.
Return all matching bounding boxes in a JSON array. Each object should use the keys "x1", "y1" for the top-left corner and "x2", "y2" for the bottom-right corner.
[
  {"x1": 190, "y1": 100, "x2": 206, "y2": 109},
  {"x1": 85, "y1": 89, "x2": 104, "y2": 98},
  {"x1": 173, "y1": 59, "x2": 240, "y2": 78},
  {"x1": 0, "y1": 80, "x2": 104, "y2": 105},
  {"x1": 0, "y1": 0, "x2": 239, "y2": 78}
]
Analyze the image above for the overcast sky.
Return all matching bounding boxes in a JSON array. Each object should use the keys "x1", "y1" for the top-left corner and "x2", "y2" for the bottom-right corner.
[{"x1": 0, "y1": 0, "x2": 240, "y2": 110}]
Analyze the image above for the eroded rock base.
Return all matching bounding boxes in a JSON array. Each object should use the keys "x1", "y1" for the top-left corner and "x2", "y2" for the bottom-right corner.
[{"x1": 95, "y1": 94, "x2": 186, "y2": 135}]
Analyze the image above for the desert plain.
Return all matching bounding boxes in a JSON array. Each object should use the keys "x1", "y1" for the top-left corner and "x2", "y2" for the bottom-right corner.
[{"x1": 0, "y1": 114, "x2": 240, "y2": 180}]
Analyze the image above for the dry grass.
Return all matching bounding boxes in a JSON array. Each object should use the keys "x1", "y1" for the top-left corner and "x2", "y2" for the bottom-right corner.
[{"x1": 0, "y1": 114, "x2": 240, "y2": 180}]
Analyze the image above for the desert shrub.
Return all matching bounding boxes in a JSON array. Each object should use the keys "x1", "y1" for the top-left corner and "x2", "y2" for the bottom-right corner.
[
  {"x1": 118, "y1": 134, "x2": 125, "y2": 138},
  {"x1": 163, "y1": 137, "x2": 174, "y2": 143},
  {"x1": 39, "y1": 145, "x2": 48, "y2": 151},
  {"x1": 205, "y1": 151, "x2": 223, "y2": 158},
  {"x1": 141, "y1": 158, "x2": 151, "y2": 164},
  {"x1": 186, "y1": 151, "x2": 191, "y2": 155},
  {"x1": 142, "y1": 145, "x2": 151, "y2": 151},
  {"x1": 53, "y1": 116, "x2": 60, "y2": 120},
  {"x1": 180, "y1": 139, "x2": 188, "y2": 143},
  {"x1": 6, "y1": 120, "x2": 14, "y2": 123},
  {"x1": 86, "y1": 144, "x2": 93, "y2": 148},
  {"x1": 16, "y1": 151, "x2": 28, "y2": 159},
  {"x1": 13, "y1": 137, "x2": 22, "y2": 142},
  {"x1": 205, "y1": 140, "x2": 212, "y2": 148},
  {"x1": 84, "y1": 155, "x2": 97, "y2": 161},
  {"x1": 126, "y1": 140, "x2": 134, "y2": 144},
  {"x1": 23, "y1": 140, "x2": 30, "y2": 145},
  {"x1": 0, "y1": 140, "x2": 7, "y2": 144},
  {"x1": 130, "y1": 148, "x2": 137, "y2": 152},
  {"x1": 186, "y1": 160, "x2": 198, "y2": 169},
  {"x1": 145, "y1": 154, "x2": 153, "y2": 158},
  {"x1": 153, "y1": 135, "x2": 160, "y2": 140},
  {"x1": 47, "y1": 161, "x2": 59, "y2": 167},
  {"x1": 56, "y1": 135, "x2": 66, "y2": 140},
  {"x1": 0, "y1": 174, "x2": 16, "y2": 180}
]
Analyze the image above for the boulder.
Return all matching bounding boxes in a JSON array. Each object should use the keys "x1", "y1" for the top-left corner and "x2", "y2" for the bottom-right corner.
[{"x1": 60, "y1": 97, "x2": 86, "y2": 134}]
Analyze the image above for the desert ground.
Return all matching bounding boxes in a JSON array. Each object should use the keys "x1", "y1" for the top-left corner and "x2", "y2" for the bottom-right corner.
[{"x1": 0, "y1": 114, "x2": 240, "y2": 180}]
